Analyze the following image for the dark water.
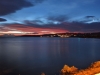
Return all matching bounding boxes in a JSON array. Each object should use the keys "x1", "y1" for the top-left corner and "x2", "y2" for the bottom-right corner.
[{"x1": 0, "y1": 37, "x2": 100, "y2": 75}]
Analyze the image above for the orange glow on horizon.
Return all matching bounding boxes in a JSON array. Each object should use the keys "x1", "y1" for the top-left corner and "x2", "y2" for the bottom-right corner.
[{"x1": 0, "y1": 24, "x2": 69, "y2": 35}]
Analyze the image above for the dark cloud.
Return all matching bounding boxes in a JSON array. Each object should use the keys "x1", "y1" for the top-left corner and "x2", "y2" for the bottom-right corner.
[
  {"x1": 60, "y1": 22, "x2": 100, "y2": 32},
  {"x1": 47, "y1": 15, "x2": 69, "y2": 22},
  {"x1": 0, "y1": 0, "x2": 44, "y2": 16},
  {"x1": 0, "y1": 18, "x2": 7, "y2": 22},
  {"x1": 78, "y1": 16, "x2": 100, "y2": 23},
  {"x1": 24, "y1": 20, "x2": 44, "y2": 25},
  {"x1": 85, "y1": 16, "x2": 95, "y2": 19}
]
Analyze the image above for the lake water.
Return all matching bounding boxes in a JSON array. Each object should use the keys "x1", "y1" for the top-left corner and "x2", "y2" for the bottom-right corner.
[{"x1": 0, "y1": 37, "x2": 100, "y2": 75}]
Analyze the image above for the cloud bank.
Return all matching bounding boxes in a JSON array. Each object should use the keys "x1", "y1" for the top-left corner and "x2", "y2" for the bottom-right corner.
[
  {"x1": 0, "y1": 0, "x2": 45, "y2": 16},
  {"x1": 0, "y1": 15, "x2": 100, "y2": 33}
]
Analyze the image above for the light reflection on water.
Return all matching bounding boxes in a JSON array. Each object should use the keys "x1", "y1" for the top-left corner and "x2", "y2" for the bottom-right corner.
[{"x1": 0, "y1": 37, "x2": 100, "y2": 75}]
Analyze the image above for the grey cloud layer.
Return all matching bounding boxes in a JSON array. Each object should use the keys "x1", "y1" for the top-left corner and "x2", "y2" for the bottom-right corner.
[{"x1": 23, "y1": 19, "x2": 100, "y2": 32}]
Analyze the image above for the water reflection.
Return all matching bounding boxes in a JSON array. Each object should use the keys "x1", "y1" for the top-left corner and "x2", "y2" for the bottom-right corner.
[{"x1": 0, "y1": 37, "x2": 100, "y2": 75}]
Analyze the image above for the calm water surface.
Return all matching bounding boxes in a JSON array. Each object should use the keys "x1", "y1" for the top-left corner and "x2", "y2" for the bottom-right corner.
[{"x1": 0, "y1": 37, "x2": 100, "y2": 75}]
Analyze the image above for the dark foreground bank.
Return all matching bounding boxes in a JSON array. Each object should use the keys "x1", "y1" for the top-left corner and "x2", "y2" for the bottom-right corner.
[{"x1": 61, "y1": 61, "x2": 100, "y2": 75}]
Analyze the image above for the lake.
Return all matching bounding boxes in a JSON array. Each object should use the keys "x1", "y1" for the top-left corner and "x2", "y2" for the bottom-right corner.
[{"x1": 0, "y1": 37, "x2": 100, "y2": 75}]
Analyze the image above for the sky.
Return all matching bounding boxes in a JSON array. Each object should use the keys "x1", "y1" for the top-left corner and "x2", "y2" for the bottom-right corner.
[{"x1": 0, "y1": 0, "x2": 100, "y2": 34}]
